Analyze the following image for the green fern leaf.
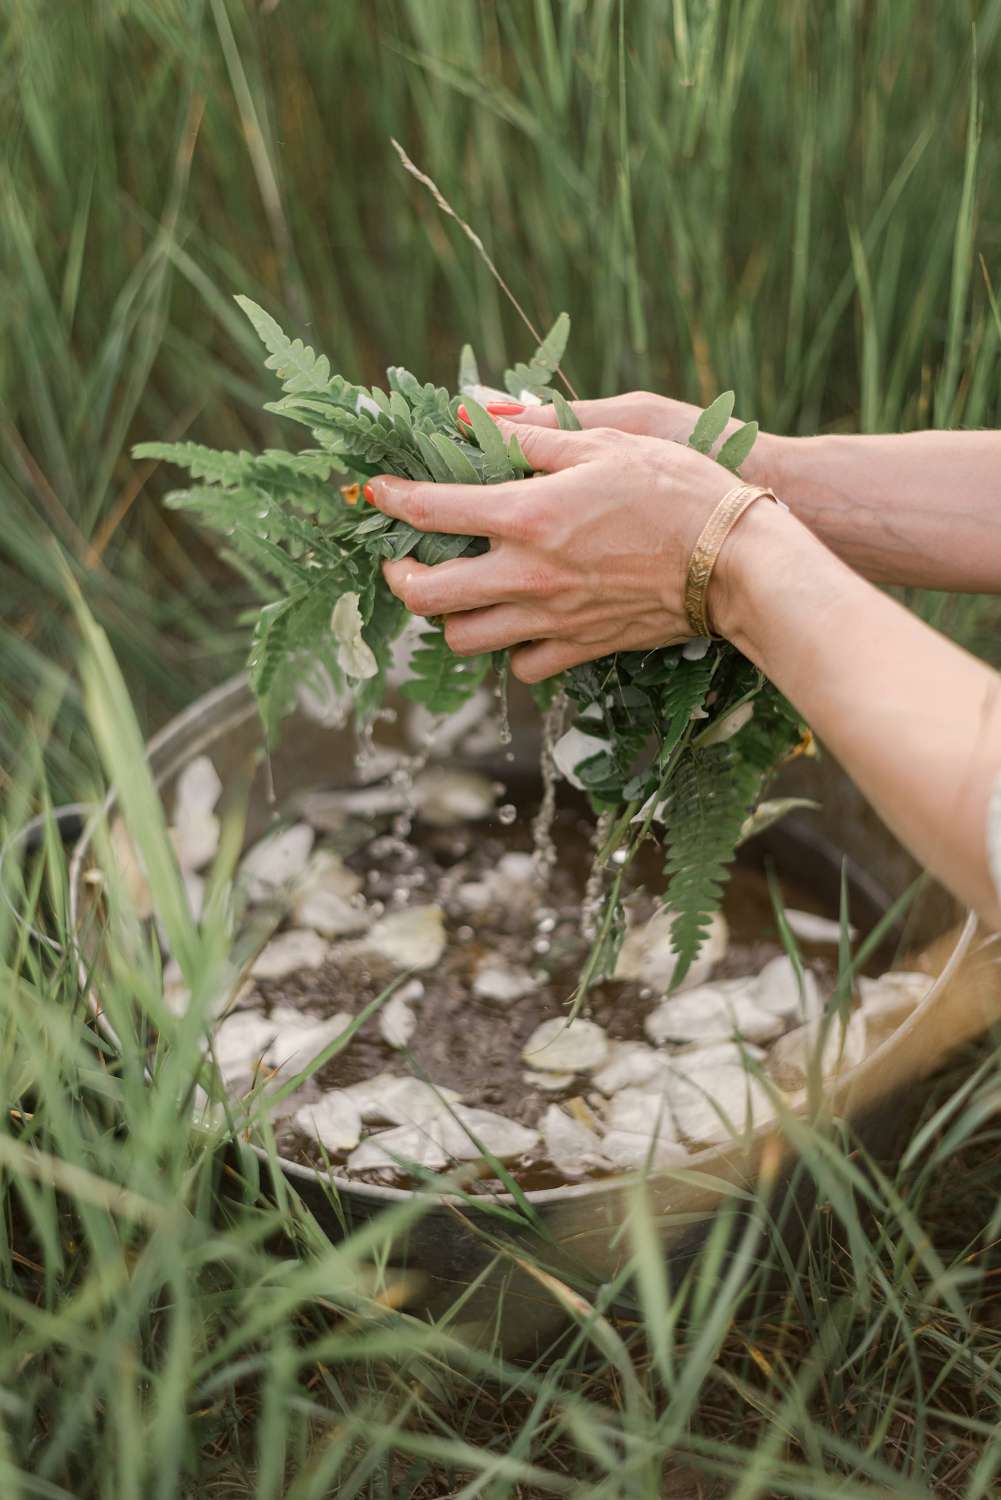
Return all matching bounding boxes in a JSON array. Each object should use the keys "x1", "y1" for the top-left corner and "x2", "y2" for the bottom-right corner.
[
  {"x1": 716, "y1": 420, "x2": 759, "y2": 473},
  {"x1": 235, "y1": 295, "x2": 334, "y2": 393},
  {"x1": 400, "y1": 627, "x2": 491, "y2": 714},
  {"x1": 504, "y1": 312, "x2": 570, "y2": 398},
  {"x1": 661, "y1": 745, "x2": 764, "y2": 988},
  {"x1": 688, "y1": 392, "x2": 735, "y2": 455}
]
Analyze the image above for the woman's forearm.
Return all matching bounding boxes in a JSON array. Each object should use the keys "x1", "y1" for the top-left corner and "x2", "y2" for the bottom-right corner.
[
  {"x1": 747, "y1": 430, "x2": 1001, "y2": 592},
  {"x1": 716, "y1": 503, "x2": 1001, "y2": 927}
]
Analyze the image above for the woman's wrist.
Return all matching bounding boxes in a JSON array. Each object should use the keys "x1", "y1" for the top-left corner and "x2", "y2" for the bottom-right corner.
[{"x1": 708, "y1": 499, "x2": 833, "y2": 673}]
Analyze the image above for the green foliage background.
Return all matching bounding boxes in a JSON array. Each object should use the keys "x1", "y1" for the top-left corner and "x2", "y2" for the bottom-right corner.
[{"x1": 3, "y1": 0, "x2": 1001, "y2": 797}]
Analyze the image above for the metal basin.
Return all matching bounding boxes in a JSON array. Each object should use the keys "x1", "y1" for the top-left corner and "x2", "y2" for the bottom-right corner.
[{"x1": 68, "y1": 673, "x2": 983, "y2": 1346}]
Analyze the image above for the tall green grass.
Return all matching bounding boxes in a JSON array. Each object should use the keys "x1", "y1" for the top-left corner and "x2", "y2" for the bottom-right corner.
[
  {"x1": 3, "y1": 624, "x2": 1001, "y2": 1495},
  {"x1": 3, "y1": 0, "x2": 1001, "y2": 792},
  {"x1": 4, "y1": 2, "x2": 1001, "y2": 1493}
]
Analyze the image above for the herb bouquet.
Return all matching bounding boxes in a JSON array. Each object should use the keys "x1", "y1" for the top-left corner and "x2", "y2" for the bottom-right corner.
[{"x1": 136, "y1": 301, "x2": 805, "y2": 989}]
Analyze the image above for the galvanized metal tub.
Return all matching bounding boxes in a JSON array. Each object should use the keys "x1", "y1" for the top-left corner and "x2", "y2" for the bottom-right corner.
[{"x1": 68, "y1": 673, "x2": 985, "y2": 1346}]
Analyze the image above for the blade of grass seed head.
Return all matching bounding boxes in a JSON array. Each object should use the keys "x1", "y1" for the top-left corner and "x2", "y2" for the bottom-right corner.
[{"x1": 390, "y1": 138, "x2": 579, "y2": 399}]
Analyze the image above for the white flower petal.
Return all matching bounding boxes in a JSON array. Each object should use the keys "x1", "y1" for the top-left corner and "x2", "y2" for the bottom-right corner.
[{"x1": 331, "y1": 592, "x2": 378, "y2": 681}]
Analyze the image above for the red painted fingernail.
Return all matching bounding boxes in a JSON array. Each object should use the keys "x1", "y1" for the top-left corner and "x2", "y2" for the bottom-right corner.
[
  {"x1": 485, "y1": 402, "x2": 525, "y2": 415},
  {"x1": 456, "y1": 404, "x2": 471, "y2": 426},
  {"x1": 362, "y1": 482, "x2": 375, "y2": 504}
]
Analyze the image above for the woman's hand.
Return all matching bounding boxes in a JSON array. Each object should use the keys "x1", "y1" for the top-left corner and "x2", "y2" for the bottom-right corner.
[
  {"x1": 368, "y1": 420, "x2": 742, "y2": 682},
  {"x1": 492, "y1": 389, "x2": 757, "y2": 452},
  {"x1": 500, "y1": 394, "x2": 1001, "y2": 594}
]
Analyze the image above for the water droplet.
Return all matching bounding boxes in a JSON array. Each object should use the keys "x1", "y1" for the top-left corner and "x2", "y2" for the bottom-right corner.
[{"x1": 497, "y1": 803, "x2": 517, "y2": 826}]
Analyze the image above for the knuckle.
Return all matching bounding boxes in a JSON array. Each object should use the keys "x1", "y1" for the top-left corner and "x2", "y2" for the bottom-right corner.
[
  {"x1": 406, "y1": 488, "x2": 435, "y2": 530},
  {"x1": 507, "y1": 498, "x2": 545, "y2": 545},
  {"x1": 443, "y1": 617, "x2": 473, "y2": 655}
]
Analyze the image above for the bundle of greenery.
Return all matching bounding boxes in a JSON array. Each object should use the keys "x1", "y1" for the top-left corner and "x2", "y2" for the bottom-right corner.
[{"x1": 136, "y1": 300, "x2": 806, "y2": 989}]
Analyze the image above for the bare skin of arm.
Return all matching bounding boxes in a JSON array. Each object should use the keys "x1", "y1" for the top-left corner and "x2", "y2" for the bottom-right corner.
[
  {"x1": 500, "y1": 392, "x2": 1001, "y2": 593},
  {"x1": 367, "y1": 416, "x2": 1001, "y2": 930}
]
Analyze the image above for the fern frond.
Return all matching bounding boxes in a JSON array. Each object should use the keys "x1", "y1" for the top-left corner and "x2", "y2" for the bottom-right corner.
[
  {"x1": 504, "y1": 312, "x2": 570, "y2": 398},
  {"x1": 235, "y1": 295, "x2": 345, "y2": 395},
  {"x1": 399, "y1": 627, "x2": 491, "y2": 714},
  {"x1": 661, "y1": 744, "x2": 765, "y2": 988}
]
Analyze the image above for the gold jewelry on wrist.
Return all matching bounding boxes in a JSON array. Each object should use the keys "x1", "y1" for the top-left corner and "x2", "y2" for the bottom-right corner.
[{"x1": 683, "y1": 484, "x2": 784, "y2": 639}]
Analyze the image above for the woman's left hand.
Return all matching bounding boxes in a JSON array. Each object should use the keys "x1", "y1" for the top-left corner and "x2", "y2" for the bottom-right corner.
[{"x1": 367, "y1": 420, "x2": 739, "y2": 683}]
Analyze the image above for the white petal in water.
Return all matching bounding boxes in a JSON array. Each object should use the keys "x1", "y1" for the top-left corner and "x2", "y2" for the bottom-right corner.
[
  {"x1": 412, "y1": 767, "x2": 497, "y2": 827},
  {"x1": 438, "y1": 1106, "x2": 539, "y2": 1162},
  {"x1": 293, "y1": 1091, "x2": 363, "y2": 1152},
  {"x1": 473, "y1": 959, "x2": 536, "y2": 1005},
  {"x1": 599, "y1": 1088, "x2": 685, "y2": 1171},
  {"x1": 753, "y1": 954, "x2": 822, "y2": 1022},
  {"x1": 784, "y1": 908, "x2": 856, "y2": 945},
  {"x1": 542, "y1": 1104, "x2": 609, "y2": 1178},
  {"x1": 613, "y1": 908, "x2": 729, "y2": 992},
  {"x1": 768, "y1": 1009, "x2": 867, "y2": 1092},
  {"x1": 522, "y1": 1016, "x2": 609, "y2": 1073},
  {"x1": 174, "y1": 756, "x2": 222, "y2": 821},
  {"x1": 345, "y1": 1073, "x2": 462, "y2": 1126},
  {"x1": 551, "y1": 725, "x2": 611, "y2": 790},
  {"x1": 606, "y1": 1087, "x2": 677, "y2": 1136},
  {"x1": 241, "y1": 823, "x2": 315, "y2": 902},
  {"x1": 601, "y1": 1129, "x2": 690, "y2": 1172},
  {"x1": 364, "y1": 905, "x2": 446, "y2": 970},
  {"x1": 251, "y1": 928, "x2": 329, "y2": 980},
  {"x1": 666, "y1": 1065, "x2": 776, "y2": 1144},
  {"x1": 170, "y1": 756, "x2": 223, "y2": 872},
  {"x1": 348, "y1": 1122, "x2": 451, "y2": 1173},
  {"x1": 347, "y1": 1107, "x2": 538, "y2": 1174},
  {"x1": 330, "y1": 592, "x2": 378, "y2": 681},
  {"x1": 292, "y1": 850, "x2": 369, "y2": 936},
  {"x1": 379, "y1": 992, "x2": 419, "y2": 1049},
  {"x1": 673, "y1": 1039, "x2": 766, "y2": 1070},
  {"x1": 211, "y1": 1011, "x2": 281, "y2": 1084},
  {"x1": 265, "y1": 1008, "x2": 353, "y2": 1071},
  {"x1": 522, "y1": 1069, "x2": 575, "y2": 1092},
  {"x1": 293, "y1": 886, "x2": 370, "y2": 938},
  {"x1": 592, "y1": 1042, "x2": 673, "y2": 1096},
  {"x1": 644, "y1": 978, "x2": 783, "y2": 1046}
]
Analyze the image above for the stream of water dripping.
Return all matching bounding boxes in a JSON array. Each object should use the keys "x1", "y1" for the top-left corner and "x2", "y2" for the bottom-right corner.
[
  {"x1": 531, "y1": 690, "x2": 569, "y2": 887},
  {"x1": 580, "y1": 809, "x2": 614, "y2": 940}
]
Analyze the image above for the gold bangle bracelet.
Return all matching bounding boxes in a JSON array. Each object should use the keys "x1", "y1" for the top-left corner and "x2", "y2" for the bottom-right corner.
[{"x1": 683, "y1": 484, "x2": 782, "y2": 640}]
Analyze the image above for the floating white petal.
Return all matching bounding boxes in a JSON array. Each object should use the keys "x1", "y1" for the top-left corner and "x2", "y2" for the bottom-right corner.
[
  {"x1": 753, "y1": 954, "x2": 822, "y2": 1021},
  {"x1": 522, "y1": 1016, "x2": 609, "y2": 1073},
  {"x1": 644, "y1": 977, "x2": 782, "y2": 1046},
  {"x1": 241, "y1": 823, "x2": 315, "y2": 902},
  {"x1": 252, "y1": 928, "x2": 329, "y2": 980},
  {"x1": 613, "y1": 908, "x2": 728, "y2": 992},
  {"x1": 542, "y1": 1104, "x2": 608, "y2": 1178},
  {"x1": 473, "y1": 959, "x2": 536, "y2": 1005},
  {"x1": 364, "y1": 905, "x2": 446, "y2": 970},
  {"x1": 293, "y1": 1091, "x2": 363, "y2": 1152}
]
